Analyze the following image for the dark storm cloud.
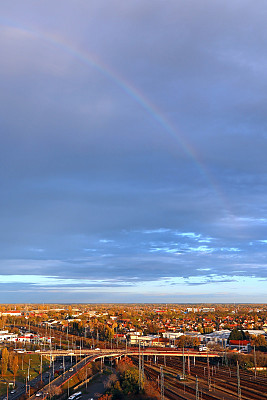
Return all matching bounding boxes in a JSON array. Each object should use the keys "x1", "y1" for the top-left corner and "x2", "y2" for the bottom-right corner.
[{"x1": 1, "y1": 1, "x2": 267, "y2": 301}]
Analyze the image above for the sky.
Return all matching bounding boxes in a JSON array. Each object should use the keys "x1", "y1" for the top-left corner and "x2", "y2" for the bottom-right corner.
[{"x1": 1, "y1": 0, "x2": 267, "y2": 303}]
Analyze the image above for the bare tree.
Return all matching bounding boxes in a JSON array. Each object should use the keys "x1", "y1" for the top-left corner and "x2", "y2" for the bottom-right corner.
[{"x1": 104, "y1": 373, "x2": 117, "y2": 389}]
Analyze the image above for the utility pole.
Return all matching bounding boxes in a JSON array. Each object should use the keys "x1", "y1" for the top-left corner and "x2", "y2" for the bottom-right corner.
[
  {"x1": 237, "y1": 361, "x2": 242, "y2": 400},
  {"x1": 27, "y1": 359, "x2": 31, "y2": 396},
  {"x1": 182, "y1": 347, "x2": 185, "y2": 380},
  {"x1": 40, "y1": 354, "x2": 43, "y2": 383},
  {"x1": 195, "y1": 376, "x2": 199, "y2": 400},
  {"x1": 254, "y1": 345, "x2": 257, "y2": 379},
  {"x1": 223, "y1": 339, "x2": 228, "y2": 366},
  {"x1": 141, "y1": 351, "x2": 144, "y2": 390},
  {"x1": 160, "y1": 366, "x2": 164, "y2": 400},
  {"x1": 188, "y1": 354, "x2": 190, "y2": 375},
  {"x1": 28, "y1": 377, "x2": 30, "y2": 398},
  {"x1": 48, "y1": 373, "x2": 51, "y2": 400},
  {"x1": 116, "y1": 326, "x2": 118, "y2": 348},
  {"x1": 207, "y1": 352, "x2": 211, "y2": 391},
  {"x1": 138, "y1": 341, "x2": 142, "y2": 391}
]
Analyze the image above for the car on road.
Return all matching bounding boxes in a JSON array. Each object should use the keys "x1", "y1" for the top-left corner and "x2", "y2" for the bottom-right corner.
[
  {"x1": 68, "y1": 391, "x2": 82, "y2": 400},
  {"x1": 199, "y1": 346, "x2": 207, "y2": 351}
]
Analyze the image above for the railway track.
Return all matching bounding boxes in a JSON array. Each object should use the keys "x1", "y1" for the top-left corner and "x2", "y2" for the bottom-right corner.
[
  {"x1": 162, "y1": 356, "x2": 267, "y2": 400},
  {"x1": 143, "y1": 363, "x2": 233, "y2": 400},
  {"x1": 164, "y1": 356, "x2": 267, "y2": 397},
  {"x1": 131, "y1": 354, "x2": 267, "y2": 400}
]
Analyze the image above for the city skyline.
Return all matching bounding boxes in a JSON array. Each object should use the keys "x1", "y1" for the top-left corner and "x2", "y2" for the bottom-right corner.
[{"x1": 1, "y1": 1, "x2": 267, "y2": 303}]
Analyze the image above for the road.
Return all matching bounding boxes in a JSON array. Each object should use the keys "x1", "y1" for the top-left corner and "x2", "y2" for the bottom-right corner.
[
  {"x1": 1, "y1": 360, "x2": 73, "y2": 400},
  {"x1": 29, "y1": 355, "x2": 95, "y2": 400}
]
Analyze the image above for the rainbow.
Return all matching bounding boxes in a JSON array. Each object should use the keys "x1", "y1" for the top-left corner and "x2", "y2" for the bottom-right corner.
[{"x1": 0, "y1": 20, "x2": 233, "y2": 216}]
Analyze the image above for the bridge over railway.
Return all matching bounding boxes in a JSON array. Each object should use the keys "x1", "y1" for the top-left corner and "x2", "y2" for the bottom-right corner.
[{"x1": 29, "y1": 348, "x2": 221, "y2": 359}]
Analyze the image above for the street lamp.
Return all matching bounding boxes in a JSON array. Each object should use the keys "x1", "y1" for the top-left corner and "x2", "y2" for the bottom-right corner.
[
  {"x1": 48, "y1": 373, "x2": 51, "y2": 400},
  {"x1": 4, "y1": 381, "x2": 9, "y2": 400},
  {"x1": 40, "y1": 354, "x2": 43, "y2": 383}
]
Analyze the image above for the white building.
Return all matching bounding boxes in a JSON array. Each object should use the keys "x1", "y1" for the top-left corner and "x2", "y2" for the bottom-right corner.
[
  {"x1": 162, "y1": 332, "x2": 184, "y2": 340},
  {"x1": 0, "y1": 311, "x2": 22, "y2": 317},
  {"x1": 245, "y1": 330, "x2": 266, "y2": 337},
  {"x1": 200, "y1": 330, "x2": 231, "y2": 346},
  {"x1": 0, "y1": 331, "x2": 18, "y2": 341},
  {"x1": 129, "y1": 334, "x2": 158, "y2": 346}
]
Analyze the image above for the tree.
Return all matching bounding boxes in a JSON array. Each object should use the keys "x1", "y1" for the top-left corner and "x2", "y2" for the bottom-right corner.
[
  {"x1": 228, "y1": 329, "x2": 249, "y2": 342},
  {"x1": 104, "y1": 374, "x2": 118, "y2": 389},
  {"x1": 121, "y1": 368, "x2": 139, "y2": 396},
  {"x1": 98, "y1": 395, "x2": 112, "y2": 400},
  {"x1": 76, "y1": 366, "x2": 92, "y2": 382},
  {"x1": 143, "y1": 381, "x2": 160, "y2": 399},
  {"x1": 251, "y1": 335, "x2": 267, "y2": 349},
  {"x1": 8, "y1": 351, "x2": 14, "y2": 371},
  {"x1": 111, "y1": 380, "x2": 123, "y2": 399},
  {"x1": 203, "y1": 327, "x2": 213, "y2": 334},
  {"x1": 13, "y1": 355, "x2": 19, "y2": 386},
  {"x1": 177, "y1": 335, "x2": 200, "y2": 348},
  {"x1": 48, "y1": 385, "x2": 62, "y2": 397},
  {"x1": 1, "y1": 348, "x2": 9, "y2": 376}
]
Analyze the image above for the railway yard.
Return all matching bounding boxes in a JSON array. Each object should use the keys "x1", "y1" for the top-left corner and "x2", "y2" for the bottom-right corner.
[{"x1": 131, "y1": 355, "x2": 267, "y2": 400}]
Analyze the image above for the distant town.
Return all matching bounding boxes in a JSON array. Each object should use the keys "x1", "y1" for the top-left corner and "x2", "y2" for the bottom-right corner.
[
  {"x1": 0, "y1": 303, "x2": 266, "y2": 399},
  {"x1": 0, "y1": 303, "x2": 267, "y2": 352}
]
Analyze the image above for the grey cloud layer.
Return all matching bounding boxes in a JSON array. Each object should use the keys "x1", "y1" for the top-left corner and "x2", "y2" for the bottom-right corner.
[{"x1": 1, "y1": 1, "x2": 267, "y2": 301}]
